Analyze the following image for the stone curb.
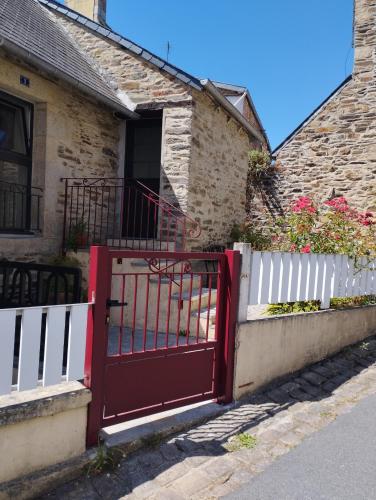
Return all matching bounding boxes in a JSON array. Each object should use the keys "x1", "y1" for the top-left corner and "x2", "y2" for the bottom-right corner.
[{"x1": 0, "y1": 450, "x2": 96, "y2": 500}]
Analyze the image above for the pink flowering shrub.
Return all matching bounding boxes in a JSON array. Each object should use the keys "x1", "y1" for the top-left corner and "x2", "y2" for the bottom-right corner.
[
  {"x1": 271, "y1": 196, "x2": 375, "y2": 259},
  {"x1": 292, "y1": 197, "x2": 317, "y2": 214}
]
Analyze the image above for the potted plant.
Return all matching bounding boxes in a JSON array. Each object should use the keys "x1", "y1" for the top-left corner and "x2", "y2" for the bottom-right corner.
[{"x1": 66, "y1": 219, "x2": 88, "y2": 252}]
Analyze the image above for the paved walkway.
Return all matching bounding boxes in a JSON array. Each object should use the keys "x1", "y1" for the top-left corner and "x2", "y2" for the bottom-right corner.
[{"x1": 43, "y1": 335, "x2": 376, "y2": 500}]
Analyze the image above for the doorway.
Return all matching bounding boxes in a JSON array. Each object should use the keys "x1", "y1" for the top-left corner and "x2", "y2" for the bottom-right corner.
[{"x1": 123, "y1": 112, "x2": 162, "y2": 239}]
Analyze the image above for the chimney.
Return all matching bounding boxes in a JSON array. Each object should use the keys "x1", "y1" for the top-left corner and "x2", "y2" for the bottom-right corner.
[
  {"x1": 353, "y1": 0, "x2": 376, "y2": 78},
  {"x1": 65, "y1": 0, "x2": 107, "y2": 26}
]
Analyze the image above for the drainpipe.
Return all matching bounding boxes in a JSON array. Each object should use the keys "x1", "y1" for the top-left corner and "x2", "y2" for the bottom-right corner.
[
  {"x1": 0, "y1": 36, "x2": 139, "y2": 119},
  {"x1": 200, "y1": 79, "x2": 265, "y2": 144}
]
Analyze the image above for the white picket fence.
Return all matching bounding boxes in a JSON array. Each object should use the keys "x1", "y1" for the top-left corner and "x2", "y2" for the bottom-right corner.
[
  {"x1": 0, "y1": 303, "x2": 90, "y2": 396},
  {"x1": 235, "y1": 243, "x2": 376, "y2": 321}
]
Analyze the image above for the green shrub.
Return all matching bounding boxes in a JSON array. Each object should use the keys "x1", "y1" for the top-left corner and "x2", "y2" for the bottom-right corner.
[
  {"x1": 230, "y1": 223, "x2": 272, "y2": 251},
  {"x1": 330, "y1": 295, "x2": 376, "y2": 308},
  {"x1": 266, "y1": 301, "x2": 320, "y2": 315},
  {"x1": 269, "y1": 196, "x2": 375, "y2": 260},
  {"x1": 46, "y1": 254, "x2": 81, "y2": 268},
  {"x1": 248, "y1": 149, "x2": 271, "y2": 180},
  {"x1": 266, "y1": 295, "x2": 376, "y2": 316}
]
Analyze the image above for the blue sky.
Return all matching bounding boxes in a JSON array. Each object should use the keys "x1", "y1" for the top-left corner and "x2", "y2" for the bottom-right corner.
[{"x1": 61, "y1": 0, "x2": 354, "y2": 149}]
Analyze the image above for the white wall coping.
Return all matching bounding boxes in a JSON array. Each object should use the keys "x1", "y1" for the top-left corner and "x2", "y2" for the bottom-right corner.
[{"x1": 0, "y1": 381, "x2": 91, "y2": 427}]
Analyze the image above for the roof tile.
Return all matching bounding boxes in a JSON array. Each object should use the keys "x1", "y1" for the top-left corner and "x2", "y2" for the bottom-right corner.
[
  {"x1": 0, "y1": 0, "x2": 128, "y2": 112},
  {"x1": 38, "y1": 0, "x2": 203, "y2": 90}
]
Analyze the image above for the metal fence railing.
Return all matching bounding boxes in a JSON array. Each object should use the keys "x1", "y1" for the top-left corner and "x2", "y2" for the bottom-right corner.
[
  {"x1": 0, "y1": 260, "x2": 82, "y2": 309},
  {"x1": 0, "y1": 180, "x2": 42, "y2": 233},
  {"x1": 61, "y1": 177, "x2": 200, "y2": 252}
]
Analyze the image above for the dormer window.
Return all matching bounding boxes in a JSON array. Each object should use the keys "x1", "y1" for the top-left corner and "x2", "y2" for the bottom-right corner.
[{"x1": 226, "y1": 93, "x2": 247, "y2": 115}]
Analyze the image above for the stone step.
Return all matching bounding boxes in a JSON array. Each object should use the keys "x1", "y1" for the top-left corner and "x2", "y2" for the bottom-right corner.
[
  {"x1": 183, "y1": 306, "x2": 217, "y2": 340},
  {"x1": 149, "y1": 274, "x2": 200, "y2": 294},
  {"x1": 131, "y1": 259, "x2": 182, "y2": 268},
  {"x1": 108, "y1": 239, "x2": 176, "y2": 251},
  {"x1": 172, "y1": 288, "x2": 217, "y2": 312},
  {"x1": 192, "y1": 306, "x2": 217, "y2": 325},
  {"x1": 188, "y1": 306, "x2": 217, "y2": 340},
  {"x1": 101, "y1": 400, "x2": 231, "y2": 449},
  {"x1": 149, "y1": 274, "x2": 195, "y2": 284}
]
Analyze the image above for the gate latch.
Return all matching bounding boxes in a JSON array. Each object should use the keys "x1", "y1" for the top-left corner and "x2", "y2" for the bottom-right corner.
[{"x1": 106, "y1": 299, "x2": 128, "y2": 308}]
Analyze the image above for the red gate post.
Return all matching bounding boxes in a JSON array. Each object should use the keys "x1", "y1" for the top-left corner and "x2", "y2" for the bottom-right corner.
[
  {"x1": 221, "y1": 249, "x2": 241, "y2": 404},
  {"x1": 84, "y1": 245, "x2": 112, "y2": 447}
]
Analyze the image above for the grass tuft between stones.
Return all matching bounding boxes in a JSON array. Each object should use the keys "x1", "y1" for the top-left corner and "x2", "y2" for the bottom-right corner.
[
  {"x1": 86, "y1": 445, "x2": 124, "y2": 477},
  {"x1": 320, "y1": 411, "x2": 337, "y2": 420},
  {"x1": 226, "y1": 433, "x2": 257, "y2": 452}
]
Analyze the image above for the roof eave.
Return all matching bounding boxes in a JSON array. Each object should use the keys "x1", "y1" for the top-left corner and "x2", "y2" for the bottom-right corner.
[
  {"x1": 273, "y1": 75, "x2": 353, "y2": 155},
  {"x1": 38, "y1": 0, "x2": 203, "y2": 92},
  {"x1": 0, "y1": 36, "x2": 138, "y2": 119},
  {"x1": 244, "y1": 89, "x2": 271, "y2": 151},
  {"x1": 201, "y1": 79, "x2": 266, "y2": 145},
  {"x1": 212, "y1": 81, "x2": 270, "y2": 150}
]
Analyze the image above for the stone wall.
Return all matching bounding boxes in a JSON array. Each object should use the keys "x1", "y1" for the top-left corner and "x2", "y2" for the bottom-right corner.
[
  {"x1": 257, "y1": 0, "x2": 376, "y2": 221},
  {"x1": 243, "y1": 98, "x2": 262, "y2": 134},
  {"x1": 0, "y1": 53, "x2": 120, "y2": 261},
  {"x1": 54, "y1": 14, "x2": 192, "y2": 108},
  {"x1": 188, "y1": 91, "x2": 259, "y2": 248},
  {"x1": 52, "y1": 11, "x2": 269, "y2": 248},
  {"x1": 54, "y1": 12, "x2": 195, "y2": 215},
  {"x1": 0, "y1": 5, "x2": 268, "y2": 257}
]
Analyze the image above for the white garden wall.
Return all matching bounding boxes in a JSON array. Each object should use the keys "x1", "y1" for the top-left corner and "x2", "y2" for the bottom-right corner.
[{"x1": 234, "y1": 305, "x2": 376, "y2": 400}]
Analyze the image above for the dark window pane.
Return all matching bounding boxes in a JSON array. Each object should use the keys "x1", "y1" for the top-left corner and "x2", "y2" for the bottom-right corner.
[
  {"x1": 0, "y1": 92, "x2": 34, "y2": 232},
  {"x1": 0, "y1": 102, "x2": 27, "y2": 155},
  {"x1": 128, "y1": 120, "x2": 162, "y2": 179}
]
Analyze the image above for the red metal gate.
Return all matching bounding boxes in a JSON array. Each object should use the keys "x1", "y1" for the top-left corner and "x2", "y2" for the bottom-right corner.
[{"x1": 84, "y1": 246, "x2": 240, "y2": 446}]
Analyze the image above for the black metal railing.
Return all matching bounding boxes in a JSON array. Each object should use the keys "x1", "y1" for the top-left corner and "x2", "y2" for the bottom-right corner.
[
  {"x1": 0, "y1": 260, "x2": 82, "y2": 308},
  {"x1": 203, "y1": 244, "x2": 225, "y2": 288},
  {"x1": 0, "y1": 180, "x2": 43, "y2": 233},
  {"x1": 61, "y1": 177, "x2": 201, "y2": 252}
]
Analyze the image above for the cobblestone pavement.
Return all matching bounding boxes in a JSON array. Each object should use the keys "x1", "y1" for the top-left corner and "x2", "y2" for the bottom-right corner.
[{"x1": 43, "y1": 334, "x2": 376, "y2": 500}]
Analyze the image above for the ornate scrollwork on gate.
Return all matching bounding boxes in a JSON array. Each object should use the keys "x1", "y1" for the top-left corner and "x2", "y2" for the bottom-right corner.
[
  {"x1": 187, "y1": 221, "x2": 202, "y2": 239},
  {"x1": 145, "y1": 257, "x2": 192, "y2": 275}
]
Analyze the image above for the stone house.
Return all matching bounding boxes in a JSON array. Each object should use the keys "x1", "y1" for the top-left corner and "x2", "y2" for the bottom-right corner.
[
  {"x1": 0, "y1": 0, "x2": 268, "y2": 265},
  {"x1": 264, "y1": 0, "x2": 376, "y2": 218}
]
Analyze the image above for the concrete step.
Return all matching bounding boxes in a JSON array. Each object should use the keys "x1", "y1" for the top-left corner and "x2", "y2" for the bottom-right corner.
[
  {"x1": 149, "y1": 274, "x2": 200, "y2": 294},
  {"x1": 192, "y1": 306, "x2": 217, "y2": 325},
  {"x1": 108, "y1": 239, "x2": 177, "y2": 251},
  {"x1": 149, "y1": 274, "x2": 195, "y2": 284},
  {"x1": 101, "y1": 400, "x2": 233, "y2": 450},
  {"x1": 172, "y1": 288, "x2": 217, "y2": 312},
  {"x1": 186, "y1": 306, "x2": 217, "y2": 340},
  {"x1": 131, "y1": 259, "x2": 182, "y2": 268}
]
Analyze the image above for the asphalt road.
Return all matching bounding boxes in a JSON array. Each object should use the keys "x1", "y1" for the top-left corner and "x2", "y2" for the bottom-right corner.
[{"x1": 225, "y1": 392, "x2": 376, "y2": 500}]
